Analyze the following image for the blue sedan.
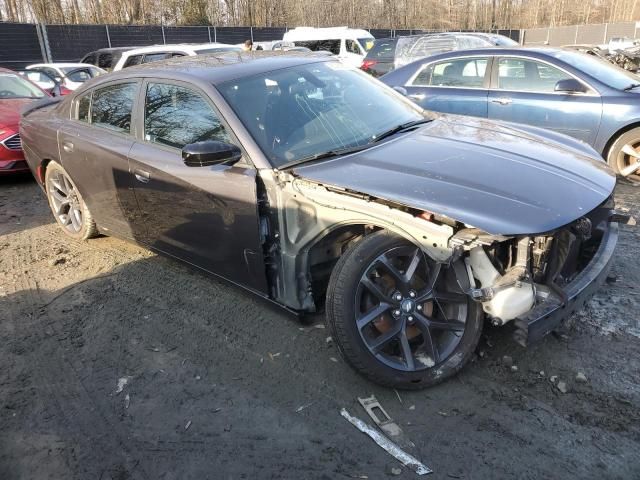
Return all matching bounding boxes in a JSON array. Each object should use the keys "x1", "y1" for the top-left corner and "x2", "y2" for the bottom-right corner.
[{"x1": 381, "y1": 47, "x2": 640, "y2": 176}]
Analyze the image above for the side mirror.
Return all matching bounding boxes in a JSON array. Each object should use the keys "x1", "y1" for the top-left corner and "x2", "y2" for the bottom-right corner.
[
  {"x1": 554, "y1": 78, "x2": 587, "y2": 94},
  {"x1": 182, "y1": 140, "x2": 242, "y2": 167},
  {"x1": 393, "y1": 86, "x2": 408, "y2": 96}
]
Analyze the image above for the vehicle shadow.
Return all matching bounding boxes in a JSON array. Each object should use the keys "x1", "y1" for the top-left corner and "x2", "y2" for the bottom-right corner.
[{"x1": 0, "y1": 173, "x2": 52, "y2": 236}]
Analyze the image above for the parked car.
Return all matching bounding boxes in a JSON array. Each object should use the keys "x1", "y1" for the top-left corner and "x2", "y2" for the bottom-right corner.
[
  {"x1": 0, "y1": 68, "x2": 48, "y2": 175},
  {"x1": 361, "y1": 33, "x2": 495, "y2": 77},
  {"x1": 283, "y1": 26, "x2": 374, "y2": 66},
  {"x1": 381, "y1": 47, "x2": 640, "y2": 176},
  {"x1": 112, "y1": 43, "x2": 242, "y2": 71},
  {"x1": 20, "y1": 52, "x2": 626, "y2": 388},
  {"x1": 606, "y1": 37, "x2": 638, "y2": 54},
  {"x1": 80, "y1": 47, "x2": 141, "y2": 71},
  {"x1": 25, "y1": 63, "x2": 105, "y2": 94}
]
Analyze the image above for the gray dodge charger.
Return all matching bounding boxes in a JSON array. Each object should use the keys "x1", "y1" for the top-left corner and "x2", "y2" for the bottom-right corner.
[{"x1": 20, "y1": 52, "x2": 630, "y2": 389}]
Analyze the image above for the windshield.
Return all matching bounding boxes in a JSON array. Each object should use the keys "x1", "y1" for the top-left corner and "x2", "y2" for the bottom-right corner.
[
  {"x1": 0, "y1": 73, "x2": 45, "y2": 99},
  {"x1": 218, "y1": 61, "x2": 425, "y2": 167},
  {"x1": 359, "y1": 38, "x2": 375, "y2": 52},
  {"x1": 554, "y1": 50, "x2": 640, "y2": 90}
]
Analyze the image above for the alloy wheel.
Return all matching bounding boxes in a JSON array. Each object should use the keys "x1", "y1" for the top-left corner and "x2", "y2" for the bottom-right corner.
[
  {"x1": 354, "y1": 245, "x2": 469, "y2": 372},
  {"x1": 47, "y1": 170, "x2": 84, "y2": 233}
]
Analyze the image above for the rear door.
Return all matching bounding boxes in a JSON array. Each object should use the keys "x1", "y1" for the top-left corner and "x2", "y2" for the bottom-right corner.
[
  {"x1": 127, "y1": 79, "x2": 268, "y2": 292},
  {"x1": 404, "y1": 56, "x2": 491, "y2": 117},
  {"x1": 58, "y1": 81, "x2": 140, "y2": 238},
  {"x1": 488, "y1": 56, "x2": 603, "y2": 144}
]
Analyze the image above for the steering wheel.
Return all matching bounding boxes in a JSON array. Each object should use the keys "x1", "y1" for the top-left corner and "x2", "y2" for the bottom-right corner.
[{"x1": 0, "y1": 90, "x2": 15, "y2": 97}]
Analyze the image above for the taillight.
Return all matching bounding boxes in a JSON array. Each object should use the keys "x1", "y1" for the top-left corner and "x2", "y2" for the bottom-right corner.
[
  {"x1": 59, "y1": 85, "x2": 73, "y2": 95},
  {"x1": 360, "y1": 59, "x2": 377, "y2": 71}
]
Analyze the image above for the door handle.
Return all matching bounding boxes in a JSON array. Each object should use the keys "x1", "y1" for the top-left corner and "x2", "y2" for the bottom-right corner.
[
  {"x1": 134, "y1": 169, "x2": 150, "y2": 183},
  {"x1": 408, "y1": 93, "x2": 426, "y2": 101},
  {"x1": 491, "y1": 97, "x2": 512, "y2": 105},
  {"x1": 62, "y1": 141, "x2": 74, "y2": 153}
]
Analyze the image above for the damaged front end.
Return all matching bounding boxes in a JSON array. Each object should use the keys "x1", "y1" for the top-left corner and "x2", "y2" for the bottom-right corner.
[{"x1": 451, "y1": 197, "x2": 631, "y2": 346}]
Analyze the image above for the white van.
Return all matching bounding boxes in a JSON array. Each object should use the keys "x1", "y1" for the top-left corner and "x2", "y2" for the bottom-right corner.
[{"x1": 283, "y1": 27, "x2": 374, "y2": 66}]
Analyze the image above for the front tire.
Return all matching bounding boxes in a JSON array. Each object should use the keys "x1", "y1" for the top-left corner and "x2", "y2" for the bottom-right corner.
[
  {"x1": 607, "y1": 127, "x2": 640, "y2": 177},
  {"x1": 326, "y1": 231, "x2": 482, "y2": 389},
  {"x1": 44, "y1": 161, "x2": 98, "y2": 240}
]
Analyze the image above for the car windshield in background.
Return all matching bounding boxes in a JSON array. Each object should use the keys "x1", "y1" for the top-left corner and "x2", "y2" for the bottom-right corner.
[
  {"x1": 359, "y1": 38, "x2": 375, "y2": 51},
  {"x1": 554, "y1": 50, "x2": 640, "y2": 91},
  {"x1": 0, "y1": 73, "x2": 45, "y2": 99},
  {"x1": 218, "y1": 61, "x2": 425, "y2": 167}
]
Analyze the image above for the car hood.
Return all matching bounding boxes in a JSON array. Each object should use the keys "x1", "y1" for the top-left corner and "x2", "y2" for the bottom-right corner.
[
  {"x1": 293, "y1": 115, "x2": 616, "y2": 235},
  {"x1": 0, "y1": 98, "x2": 34, "y2": 129}
]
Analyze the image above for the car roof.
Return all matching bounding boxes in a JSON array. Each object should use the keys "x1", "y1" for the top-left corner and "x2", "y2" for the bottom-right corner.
[
  {"x1": 410, "y1": 46, "x2": 577, "y2": 61},
  {"x1": 99, "y1": 51, "x2": 333, "y2": 85},
  {"x1": 28, "y1": 63, "x2": 101, "y2": 69},
  {"x1": 122, "y1": 43, "x2": 238, "y2": 56}
]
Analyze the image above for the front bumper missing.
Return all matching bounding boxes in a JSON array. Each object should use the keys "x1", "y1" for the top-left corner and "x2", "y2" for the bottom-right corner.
[{"x1": 512, "y1": 222, "x2": 619, "y2": 347}]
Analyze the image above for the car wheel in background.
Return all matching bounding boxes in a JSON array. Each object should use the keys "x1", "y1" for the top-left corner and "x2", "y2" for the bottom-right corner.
[
  {"x1": 607, "y1": 127, "x2": 640, "y2": 177},
  {"x1": 326, "y1": 230, "x2": 483, "y2": 389},
  {"x1": 44, "y1": 161, "x2": 98, "y2": 240}
]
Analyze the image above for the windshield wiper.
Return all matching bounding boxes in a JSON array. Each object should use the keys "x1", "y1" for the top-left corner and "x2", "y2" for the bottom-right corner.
[
  {"x1": 371, "y1": 118, "x2": 433, "y2": 143},
  {"x1": 279, "y1": 144, "x2": 371, "y2": 170},
  {"x1": 623, "y1": 83, "x2": 640, "y2": 91}
]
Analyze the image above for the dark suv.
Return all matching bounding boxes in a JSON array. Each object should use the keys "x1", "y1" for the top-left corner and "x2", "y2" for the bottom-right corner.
[
  {"x1": 80, "y1": 47, "x2": 139, "y2": 72},
  {"x1": 361, "y1": 33, "x2": 512, "y2": 77}
]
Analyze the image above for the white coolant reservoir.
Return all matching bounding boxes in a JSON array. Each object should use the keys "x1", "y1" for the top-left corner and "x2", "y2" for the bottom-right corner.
[{"x1": 468, "y1": 247, "x2": 535, "y2": 323}]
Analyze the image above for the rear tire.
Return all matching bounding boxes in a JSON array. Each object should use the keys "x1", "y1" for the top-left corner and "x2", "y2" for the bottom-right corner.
[
  {"x1": 607, "y1": 127, "x2": 640, "y2": 177},
  {"x1": 44, "y1": 161, "x2": 98, "y2": 241},
  {"x1": 326, "y1": 230, "x2": 483, "y2": 389}
]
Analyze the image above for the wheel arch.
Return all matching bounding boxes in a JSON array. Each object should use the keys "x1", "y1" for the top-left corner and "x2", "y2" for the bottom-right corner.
[
  {"x1": 602, "y1": 121, "x2": 640, "y2": 159},
  {"x1": 303, "y1": 220, "x2": 428, "y2": 310}
]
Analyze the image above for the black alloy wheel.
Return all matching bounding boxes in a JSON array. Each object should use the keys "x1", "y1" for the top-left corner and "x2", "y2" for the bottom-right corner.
[{"x1": 327, "y1": 231, "x2": 483, "y2": 389}]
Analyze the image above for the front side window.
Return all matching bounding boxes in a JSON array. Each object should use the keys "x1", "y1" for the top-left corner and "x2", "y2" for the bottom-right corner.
[
  {"x1": 346, "y1": 40, "x2": 362, "y2": 55},
  {"x1": 98, "y1": 53, "x2": 114, "y2": 70},
  {"x1": 144, "y1": 83, "x2": 230, "y2": 149},
  {"x1": 411, "y1": 58, "x2": 488, "y2": 88},
  {"x1": 497, "y1": 58, "x2": 572, "y2": 93},
  {"x1": 142, "y1": 53, "x2": 171, "y2": 64},
  {"x1": 90, "y1": 83, "x2": 137, "y2": 133},
  {"x1": 219, "y1": 61, "x2": 425, "y2": 167},
  {"x1": 124, "y1": 55, "x2": 143, "y2": 68}
]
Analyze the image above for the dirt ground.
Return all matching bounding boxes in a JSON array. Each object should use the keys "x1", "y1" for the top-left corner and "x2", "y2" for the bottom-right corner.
[{"x1": 1, "y1": 174, "x2": 639, "y2": 480}]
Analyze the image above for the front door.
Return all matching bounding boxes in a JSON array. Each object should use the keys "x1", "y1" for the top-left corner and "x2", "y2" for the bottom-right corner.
[
  {"x1": 488, "y1": 57, "x2": 603, "y2": 144},
  {"x1": 404, "y1": 56, "x2": 491, "y2": 118},
  {"x1": 128, "y1": 80, "x2": 268, "y2": 293}
]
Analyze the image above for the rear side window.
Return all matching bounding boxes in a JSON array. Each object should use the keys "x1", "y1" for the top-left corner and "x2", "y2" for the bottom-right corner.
[
  {"x1": 144, "y1": 82, "x2": 231, "y2": 149},
  {"x1": 411, "y1": 58, "x2": 489, "y2": 88},
  {"x1": 66, "y1": 69, "x2": 92, "y2": 83},
  {"x1": 77, "y1": 93, "x2": 91, "y2": 122},
  {"x1": 90, "y1": 83, "x2": 137, "y2": 133},
  {"x1": 294, "y1": 40, "x2": 341, "y2": 55}
]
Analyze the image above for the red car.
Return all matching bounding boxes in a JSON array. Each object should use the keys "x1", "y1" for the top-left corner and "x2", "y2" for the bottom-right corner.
[{"x1": 0, "y1": 67, "x2": 49, "y2": 175}]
